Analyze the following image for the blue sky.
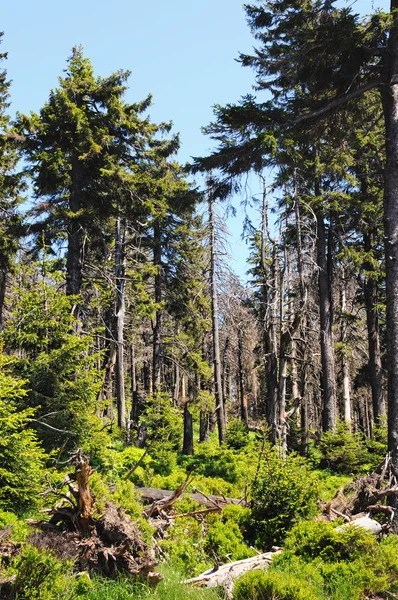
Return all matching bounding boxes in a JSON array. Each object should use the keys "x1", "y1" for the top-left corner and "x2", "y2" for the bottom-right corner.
[{"x1": 2, "y1": 0, "x2": 388, "y2": 278}]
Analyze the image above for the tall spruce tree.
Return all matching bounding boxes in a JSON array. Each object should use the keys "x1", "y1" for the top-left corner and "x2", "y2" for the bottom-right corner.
[{"x1": 0, "y1": 33, "x2": 24, "y2": 330}]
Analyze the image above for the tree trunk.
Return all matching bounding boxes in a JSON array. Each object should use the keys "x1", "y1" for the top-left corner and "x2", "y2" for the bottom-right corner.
[
  {"x1": 143, "y1": 330, "x2": 152, "y2": 395},
  {"x1": 316, "y1": 205, "x2": 337, "y2": 431},
  {"x1": 200, "y1": 410, "x2": 210, "y2": 443},
  {"x1": 115, "y1": 215, "x2": 126, "y2": 429},
  {"x1": 182, "y1": 403, "x2": 194, "y2": 455},
  {"x1": 130, "y1": 342, "x2": 141, "y2": 428},
  {"x1": 209, "y1": 192, "x2": 226, "y2": 444},
  {"x1": 153, "y1": 221, "x2": 163, "y2": 393},
  {"x1": 340, "y1": 272, "x2": 352, "y2": 426},
  {"x1": 382, "y1": 9, "x2": 398, "y2": 527},
  {"x1": 238, "y1": 328, "x2": 249, "y2": 425},
  {"x1": 66, "y1": 151, "x2": 83, "y2": 298},
  {"x1": 0, "y1": 268, "x2": 7, "y2": 333},
  {"x1": 363, "y1": 231, "x2": 385, "y2": 422}
]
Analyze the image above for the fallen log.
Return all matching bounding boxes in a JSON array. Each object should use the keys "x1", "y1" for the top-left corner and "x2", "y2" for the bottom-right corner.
[
  {"x1": 136, "y1": 487, "x2": 244, "y2": 510},
  {"x1": 184, "y1": 550, "x2": 281, "y2": 599}
]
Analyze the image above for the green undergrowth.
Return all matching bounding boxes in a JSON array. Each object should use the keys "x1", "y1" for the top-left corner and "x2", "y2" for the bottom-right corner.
[{"x1": 233, "y1": 521, "x2": 398, "y2": 600}]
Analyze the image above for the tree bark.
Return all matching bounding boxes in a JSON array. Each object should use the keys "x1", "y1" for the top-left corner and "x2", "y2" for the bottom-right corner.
[
  {"x1": 66, "y1": 151, "x2": 83, "y2": 298},
  {"x1": 382, "y1": 5, "x2": 398, "y2": 526},
  {"x1": 238, "y1": 328, "x2": 249, "y2": 425},
  {"x1": 0, "y1": 268, "x2": 7, "y2": 333},
  {"x1": 340, "y1": 272, "x2": 352, "y2": 426},
  {"x1": 115, "y1": 215, "x2": 126, "y2": 429},
  {"x1": 209, "y1": 192, "x2": 226, "y2": 444},
  {"x1": 153, "y1": 221, "x2": 163, "y2": 393},
  {"x1": 316, "y1": 204, "x2": 337, "y2": 431},
  {"x1": 182, "y1": 403, "x2": 194, "y2": 455},
  {"x1": 363, "y1": 231, "x2": 385, "y2": 422}
]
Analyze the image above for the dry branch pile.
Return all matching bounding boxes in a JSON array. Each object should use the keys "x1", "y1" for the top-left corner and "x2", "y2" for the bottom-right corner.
[{"x1": 322, "y1": 454, "x2": 398, "y2": 530}]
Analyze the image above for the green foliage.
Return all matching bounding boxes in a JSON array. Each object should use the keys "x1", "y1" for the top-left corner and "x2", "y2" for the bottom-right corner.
[
  {"x1": 204, "y1": 506, "x2": 255, "y2": 563},
  {"x1": 139, "y1": 393, "x2": 183, "y2": 452},
  {"x1": 313, "y1": 470, "x2": 352, "y2": 502},
  {"x1": 233, "y1": 569, "x2": 318, "y2": 600},
  {"x1": 159, "y1": 498, "x2": 210, "y2": 575},
  {"x1": 248, "y1": 447, "x2": 319, "y2": 548},
  {"x1": 318, "y1": 422, "x2": 369, "y2": 474},
  {"x1": 0, "y1": 352, "x2": 46, "y2": 513},
  {"x1": 179, "y1": 444, "x2": 239, "y2": 483},
  {"x1": 0, "y1": 510, "x2": 29, "y2": 542},
  {"x1": 265, "y1": 522, "x2": 398, "y2": 600},
  {"x1": 5, "y1": 275, "x2": 105, "y2": 452},
  {"x1": 10, "y1": 545, "x2": 80, "y2": 599},
  {"x1": 84, "y1": 565, "x2": 220, "y2": 599},
  {"x1": 282, "y1": 520, "x2": 376, "y2": 563},
  {"x1": 226, "y1": 419, "x2": 249, "y2": 450},
  {"x1": 364, "y1": 422, "x2": 388, "y2": 470}
]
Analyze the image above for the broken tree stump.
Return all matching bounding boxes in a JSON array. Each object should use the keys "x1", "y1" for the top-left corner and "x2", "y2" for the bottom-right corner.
[{"x1": 26, "y1": 449, "x2": 160, "y2": 581}]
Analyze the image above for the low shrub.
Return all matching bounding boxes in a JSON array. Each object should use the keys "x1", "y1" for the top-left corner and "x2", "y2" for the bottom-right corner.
[
  {"x1": 248, "y1": 447, "x2": 319, "y2": 548},
  {"x1": 318, "y1": 421, "x2": 369, "y2": 474},
  {"x1": 233, "y1": 569, "x2": 319, "y2": 600},
  {"x1": 226, "y1": 419, "x2": 249, "y2": 450},
  {"x1": 204, "y1": 506, "x2": 255, "y2": 563}
]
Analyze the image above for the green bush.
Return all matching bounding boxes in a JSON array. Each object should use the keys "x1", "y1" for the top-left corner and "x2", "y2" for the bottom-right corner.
[
  {"x1": 11, "y1": 545, "x2": 81, "y2": 599},
  {"x1": 318, "y1": 421, "x2": 369, "y2": 474},
  {"x1": 179, "y1": 444, "x2": 238, "y2": 483},
  {"x1": 226, "y1": 419, "x2": 249, "y2": 450},
  {"x1": 139, "y1": 393, "x2": 183, "y2": 452},
  {"x1": 159, "y1": 498, "x2": 210, "y2": 575},
  {"x1": 281, "y1": 520, "x2": 376, "y2": 563},
  {"x1": 248, "y1": 447, "x2": 319, "y2": 548},
  {"x1": 233, "y1": 569, "x2": 319, "y2": 600},
  {"x1": 0, "y1": 353, "x2": 46, "y2": 514},
  {"x1": 204, "y1": 506, "x2": 255, "y2": 563}
]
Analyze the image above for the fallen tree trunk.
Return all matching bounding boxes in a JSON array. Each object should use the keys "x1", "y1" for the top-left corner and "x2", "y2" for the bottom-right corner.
[
  {"x1": 136, "y1": 487, "x2": 244, "y2": 510},
  {"x1": 184, "y1": 550, "x2": 281, "y2": 599}
]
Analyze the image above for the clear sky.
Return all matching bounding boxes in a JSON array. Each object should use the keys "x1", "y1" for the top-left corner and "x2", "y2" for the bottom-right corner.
[{"x1": 2, "y1": 0, "x2": 388, "y2": 279}]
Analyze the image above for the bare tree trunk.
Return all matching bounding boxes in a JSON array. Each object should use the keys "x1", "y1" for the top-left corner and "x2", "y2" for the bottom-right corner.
[
  {"x1": 173, "y1": 362, "x2": 180, "y2": 406},
  {"x1": 115, "y1": 215, "x2": 126, "y2": 429},
  {"x1": 363, "y1": 231, "x2": 386, "y2": 422},
  {"x1": 200, "y1": 410, "x2": 210, "y2": 443},
  {"x1": 222, "y1": 337, "x2": 230, "y2": 424},
  {"x1": 382, "y1": 17, "x2": 398, "y2": 527},
  {"x1": 0, "y1": 269, "x2": 7, "y2": 333},
  {"x1": 130, "y1": 342, "x2": 141, "y2": 427},
  {"x1": 182, "y1": 403, "x2": 194, "y2": 455},
  {"x1": 153, "y1": 221, "x2": 162, "y2": 393},
  {"x1": 340, "y1": 270, "x2": 352, "y2": 427},
  {"x1": 66, "y1": 152, "x2": 83, "y2": 298},
  {"x1": 143, "y1": 330, "x2": 152, "y2": 395},
  {"x1": 238, "y1": 328, "x2": 249, "y2": 425},
  {"x1": 209, "y1": 192, "x2": 226, "y2": 444},
  {"x1": 316, "y1": 203, "x2": 337, "y2": 431}
]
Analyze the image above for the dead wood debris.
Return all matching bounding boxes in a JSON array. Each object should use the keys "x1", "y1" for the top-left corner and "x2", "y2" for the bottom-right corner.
[
  {"x1": 184, "y1": 550, "x2": 282, "y2": 599},
  {"x1": 24, "y1": 449, "x2": 159, "y2": 582},
  {"x1": 321, "y1": 453, "x2": 398, "y2": 531}
]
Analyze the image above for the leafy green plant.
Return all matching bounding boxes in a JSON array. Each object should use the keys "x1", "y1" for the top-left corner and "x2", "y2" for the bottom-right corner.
[
  {"x1": 0, "y1": 352, "x2": 46, "y2": 513},
  {"x1": 233, "y1": 569, "x2": 319, "y2": 600},
  {"x1": 204, "y1": 506, "x2": 255, "y2": 563},
  {"x1": 318, "y1": 421, "x2": 369, "y2": 474},
  {"x1": 226, "y1": 419, "x2": 249, "y2": 450},
  {"x1": 10, "y1": 545, "x2": 80, "y2": 599},
  {"x1": 248, "y1": 447, "x2": 319, "y2": 548}
]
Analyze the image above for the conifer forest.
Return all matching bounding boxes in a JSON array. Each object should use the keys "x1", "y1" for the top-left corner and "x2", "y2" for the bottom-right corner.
[{"x1": 3, "y1": 1, "x2": 398, "y2": 598}]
